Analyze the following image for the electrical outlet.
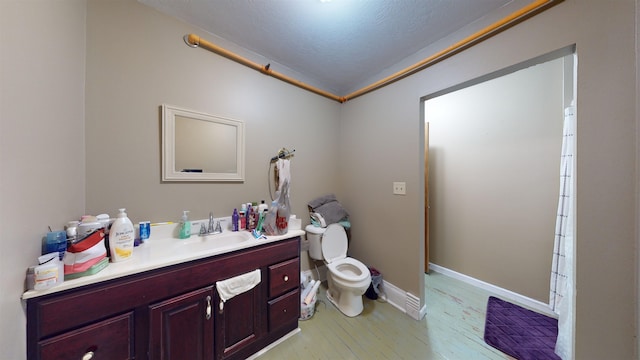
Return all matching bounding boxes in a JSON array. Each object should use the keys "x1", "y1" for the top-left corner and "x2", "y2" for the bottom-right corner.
[{"x1": 393, "y1": 182, "x2": 406, "y2": 195}]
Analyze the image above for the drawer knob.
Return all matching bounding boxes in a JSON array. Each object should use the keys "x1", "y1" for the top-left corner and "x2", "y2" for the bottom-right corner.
[
  {"x1": 283, "y1": 275, "x2": 289, "y2": 282},
  {"x1": 82, "y1": 351, "x2": 94, "y2": 360}
]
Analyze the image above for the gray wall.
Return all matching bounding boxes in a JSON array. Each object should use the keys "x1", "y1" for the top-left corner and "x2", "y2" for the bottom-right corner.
[
  {"x1": 1, "y1": 0, "x2": 637, "y2": 359},
  {"x1": 426, "y1": 57, "x2": 564, "y2": 303},
  {"x1": 84, "y1": 0, "x2": 342, "y2": 223},
  {"x1": 339, "y1": 0, "x2": 637, "y2": 358},
  {"x1": 1, "y1": 1, "x2": 87, "y2": 359}
]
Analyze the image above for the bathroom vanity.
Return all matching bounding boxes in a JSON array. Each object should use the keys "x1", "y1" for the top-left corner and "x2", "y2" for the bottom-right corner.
[{"x1": 23, "y1": 228, "x2": 303, "y2": 360}]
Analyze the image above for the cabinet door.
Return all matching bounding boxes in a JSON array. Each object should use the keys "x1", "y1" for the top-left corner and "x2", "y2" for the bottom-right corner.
[
  {"x1": 149, "y1": 286, "x2": 214, "y2": 360},
  {"x1": 214, "y1": 285, "x2": 262, "y2": 360}
]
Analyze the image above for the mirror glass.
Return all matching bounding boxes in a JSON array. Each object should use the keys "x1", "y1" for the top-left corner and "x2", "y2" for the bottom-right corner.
[{"x1": 162, "y1": 104, "x2": 245, "y2": 181}]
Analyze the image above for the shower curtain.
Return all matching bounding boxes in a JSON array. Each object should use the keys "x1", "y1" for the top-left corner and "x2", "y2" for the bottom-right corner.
[{"x1": 549, "y1": 105, "x2": 575, "y2": 360}]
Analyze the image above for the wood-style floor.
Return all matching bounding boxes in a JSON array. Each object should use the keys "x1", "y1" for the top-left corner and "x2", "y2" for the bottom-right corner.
[{"x1": 257, "y1": 271, "x2": 514, "y2": 359}]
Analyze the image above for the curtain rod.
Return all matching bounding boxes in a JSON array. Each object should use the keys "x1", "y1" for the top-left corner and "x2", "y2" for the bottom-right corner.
[{"x1": 183, "y1": 0, "x2": 562, "y2": 104}]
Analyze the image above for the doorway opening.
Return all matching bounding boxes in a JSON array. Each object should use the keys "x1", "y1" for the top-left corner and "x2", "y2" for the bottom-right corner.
[{"x1": 421, "y1": 45, "x2": 576, "y2": 355}]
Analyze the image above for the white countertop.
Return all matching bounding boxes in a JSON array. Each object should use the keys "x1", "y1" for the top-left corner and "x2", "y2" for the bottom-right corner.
[{"x1": 22, "y1": 220, "x2": 304, "y2": 300}]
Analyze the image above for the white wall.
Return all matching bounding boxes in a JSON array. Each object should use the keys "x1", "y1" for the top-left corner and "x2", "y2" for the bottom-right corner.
[
  {"x1": 0, "y1": 1, "x2": 86, "y2": 357},
  {"x1": 340, "y1": 0, "x2": 637, "y2": 358}
]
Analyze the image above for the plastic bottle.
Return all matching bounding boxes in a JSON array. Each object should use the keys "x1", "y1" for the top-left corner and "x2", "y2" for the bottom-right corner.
[
  {"x1": 248, "y1": 205, "x2": 256, "y2": 231},
  {"x1": 232, "y1": 209, "x2": 239, "y2": 232},
  {"x1": 246, "y1": 204, "x2": 253, "y2": 231},
  {"x1": 34, "y1": 253, "x2": 63, "y2": 290},
  {"x1": 258, "y1": 200, "x2": 268, "y2": 213},
  {"x1": 256, "y1": 208, "x2": 268, "y2": 233},
  {"x1": 109, "y1": 208, "x2": 135, "y2": 262},
  {"x1": 263, "y1": 197, "x2": 279, "y2": 235},
  {"x1": 179, "y1": 210, "x2": 191, "y2": 239},
  {"x1": 239, "y1": 204, "x2": 247, "y2": 230}
]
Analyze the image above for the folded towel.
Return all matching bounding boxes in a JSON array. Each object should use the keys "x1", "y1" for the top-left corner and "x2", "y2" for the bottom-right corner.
[
  {"x1": 314, "y1": 201, "x2": 349, "y2": 225},
  {"x1": 308, "y1": 194, "x2": 349, "y2": 225},
  {"x1": 216, "y1": 269, "x2": 261, "y2": 302},
  {"x1": 307, "y1": 194, "x2": 337, "y2": 209}
]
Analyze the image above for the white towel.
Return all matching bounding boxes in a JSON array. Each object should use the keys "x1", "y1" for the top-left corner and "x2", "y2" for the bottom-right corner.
[
  {"x1": 276, "y1": 159, "x2": 291, "y2": 191},
  {"x1": 216, "y1": 269, "x2": 261, "y2": 302}
]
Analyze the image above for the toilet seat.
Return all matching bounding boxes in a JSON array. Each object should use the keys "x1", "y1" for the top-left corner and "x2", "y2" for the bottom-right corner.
[
  {"x1": 322, "y1": 224, "x2": 370, "y2": 283},
  {"x1": 327, "y1": 257, "x2": 370, "y2": 283}
]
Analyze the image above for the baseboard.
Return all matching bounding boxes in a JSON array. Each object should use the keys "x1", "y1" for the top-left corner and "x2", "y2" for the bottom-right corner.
[{"x1": 429, "y1": 263, "x2": 556, "y2": 317}]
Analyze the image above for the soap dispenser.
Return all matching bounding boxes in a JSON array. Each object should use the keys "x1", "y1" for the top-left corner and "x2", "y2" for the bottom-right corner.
[
  {"x1": 179, "y1": 211, "x2": 191, "y2": 239},
  {"x1": 109, "y1": 208, "x2": 135, "y2": 262}
]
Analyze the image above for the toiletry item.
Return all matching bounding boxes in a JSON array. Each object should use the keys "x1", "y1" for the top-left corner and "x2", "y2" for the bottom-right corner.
[
  {"x1": 245, "y1": 204, "x2": 253, "y2": 231},
  {"x1": 96, "y1": 213, "x2": 111, "y2": 234},
  {"x1": 44, "y1": 231, "x2": 67, "y2": 259},
  {"x1": 248, "y1": 205, "x2": 256, "y2": 231},
  {"x1": 109, "y1": 208, "x2": 135, "y2": 262},
  {"x1": 34, "y1": 253, "x2": 63, "y2": 290},
  {"x1": 239, "y1": 204, "x2": 247, "y2": 230},
  {"x1": 256, "y1": 209, "x2": 266, "y2": 233},
  {"x1": 179, "y1": 210, "x2": 191, "y2": 239},
  {"x1": 232, "y1": 209, "x2": 239, "y2": 232},
  {"x1": 65, "y1": 221, "x2": 79, "y2": 243},
  {"x1": 262, "y1": 198, "x2": 279, "y2": 236},
  {"x1": 258, "y1": 200, "x2": 268, "y2": 213},
  {"x1": 139, "y1": 221, "x2": 150, "y2": 243}
]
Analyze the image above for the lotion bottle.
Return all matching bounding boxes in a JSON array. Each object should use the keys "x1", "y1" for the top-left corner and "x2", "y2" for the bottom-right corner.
[
  {"x1": 232, "y1": 209, "x2": 239, "y2": 232},
  {"x1": 109, "y1": 208, "x2": 135, "y2": 262},
  {"x1": 179, "y1": 211, "x2": 191, "y2": 239}
]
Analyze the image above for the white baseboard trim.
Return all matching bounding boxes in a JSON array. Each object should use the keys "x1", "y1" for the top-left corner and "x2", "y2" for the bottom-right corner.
[{"x1": 429, "y1": 263, "x2": 556, "y2": 317}]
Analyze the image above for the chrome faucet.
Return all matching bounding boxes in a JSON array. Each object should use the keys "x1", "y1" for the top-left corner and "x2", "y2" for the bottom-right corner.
[{"x1": 200, "y1": 212, "x2": 222, "y2": 236}]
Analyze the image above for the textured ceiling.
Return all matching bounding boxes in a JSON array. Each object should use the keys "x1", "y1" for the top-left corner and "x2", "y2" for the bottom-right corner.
[{"x1": 139, "y1": 0, "x2": 521, "y2": 95}]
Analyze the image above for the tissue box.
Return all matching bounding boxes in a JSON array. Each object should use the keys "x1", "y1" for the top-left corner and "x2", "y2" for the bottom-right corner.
[{"x1": 289, "y1": 215, "x2": 302, "y2": 230}]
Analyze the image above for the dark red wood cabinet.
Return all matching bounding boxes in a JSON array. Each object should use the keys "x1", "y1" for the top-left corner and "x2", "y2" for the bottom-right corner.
[{"x1": 26, "y1": 237, "x2": 301, "y2": 360}]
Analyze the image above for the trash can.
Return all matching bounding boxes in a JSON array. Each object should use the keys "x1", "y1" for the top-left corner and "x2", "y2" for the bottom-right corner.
[{"x1": 365, "y1": 267, "x2": 382, "y2": 300}]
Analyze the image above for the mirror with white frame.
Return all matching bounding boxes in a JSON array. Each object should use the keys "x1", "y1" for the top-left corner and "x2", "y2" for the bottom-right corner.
[{"x1": 162, "y1": 104, "x2": 245, "y2": 181}]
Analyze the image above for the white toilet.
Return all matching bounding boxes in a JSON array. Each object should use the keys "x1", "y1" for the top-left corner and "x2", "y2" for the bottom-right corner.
[{"x1": 305, "y1": 224, "x2": 371, "y2": 317}]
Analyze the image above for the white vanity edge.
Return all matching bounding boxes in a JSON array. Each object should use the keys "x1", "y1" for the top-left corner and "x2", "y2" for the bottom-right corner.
[{"x1": 22, "y1": 219, "x2": 304, "y2": 300}]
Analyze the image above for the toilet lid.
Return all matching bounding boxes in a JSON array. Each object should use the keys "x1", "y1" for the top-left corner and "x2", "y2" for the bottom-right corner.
[{"x1": 321, "y1": 224, "x2": 348, "y2": 263}]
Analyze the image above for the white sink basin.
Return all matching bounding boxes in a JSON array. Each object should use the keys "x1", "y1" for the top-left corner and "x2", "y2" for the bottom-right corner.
[{"x1": 171, "y1": 231, "x2": 254, "y2": 252}]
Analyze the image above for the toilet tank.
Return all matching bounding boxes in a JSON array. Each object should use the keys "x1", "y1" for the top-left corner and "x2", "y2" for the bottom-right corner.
[{"x1": 305, "y1": 225, "x2": 325, "y2": 260}]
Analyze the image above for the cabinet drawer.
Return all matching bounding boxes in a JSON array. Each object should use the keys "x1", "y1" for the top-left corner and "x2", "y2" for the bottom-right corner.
[
  {"x1": 268, "y1": 289, "x2": 299, "y2": 332},
  {"x1": 39, "y1": 312, "x2": 133, "y2": 360},
  {"x1": 268, "y1": 257, "x2": 299, "y2": 298}
]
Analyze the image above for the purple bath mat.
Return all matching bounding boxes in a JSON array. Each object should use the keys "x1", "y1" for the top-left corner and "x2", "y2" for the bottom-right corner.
[{"x1": 484, "y1": 296, "x2": 560, "y2": 360}]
